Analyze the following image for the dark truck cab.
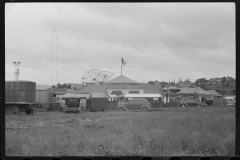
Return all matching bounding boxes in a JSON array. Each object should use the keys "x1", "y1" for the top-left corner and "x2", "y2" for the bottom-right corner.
[{"x1": 63, "y1": 97, "x2": 81, "y2": 113}]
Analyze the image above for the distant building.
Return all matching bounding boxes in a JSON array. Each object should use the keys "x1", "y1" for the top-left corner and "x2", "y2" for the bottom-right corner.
[
  {"x1": 209, "y1": 78, "x2": 222, "y2": 85},
  {"x1": 36, "y1": 84, "x2": 51, "y2": 103},
  {"x1": 52, "y1": 83, "x2": 83, "y2": 91},
  {"x1": 176, "y1": 81, "x2": 194, "y2": 88},
  {"x1": 147, "y1": 80, "x2": 161, "y2": 85}
]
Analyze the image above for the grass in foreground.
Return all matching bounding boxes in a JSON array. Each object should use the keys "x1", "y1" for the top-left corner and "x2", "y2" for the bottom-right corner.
[{"x1": 5, "y1": 106, "x2": 235, "y2": 156}]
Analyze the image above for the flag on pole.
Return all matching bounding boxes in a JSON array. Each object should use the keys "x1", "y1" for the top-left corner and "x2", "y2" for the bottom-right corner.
[{"x1": 122, "y1": 57, "x2": 127, "y2": 65}]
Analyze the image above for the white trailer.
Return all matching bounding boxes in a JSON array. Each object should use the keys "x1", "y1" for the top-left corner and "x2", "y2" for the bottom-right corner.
[{"x1": 56, "y1": 93, "x2": 90, "y2": 108}]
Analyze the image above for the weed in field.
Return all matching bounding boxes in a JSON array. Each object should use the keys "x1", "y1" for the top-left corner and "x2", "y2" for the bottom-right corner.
[{"x1": 5, "y1": 106, "x2": 235, "y2": 156}]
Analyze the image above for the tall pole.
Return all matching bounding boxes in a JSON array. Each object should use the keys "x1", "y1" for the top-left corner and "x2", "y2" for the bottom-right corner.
[
  {"x1": 52, "y1": 17, "x2": 54, "y2": 86},
  {"x1": 121, "y1": 57, "x2": 122, "y2": 75},
  {"x1": 56, "y1": 21, "x2": 58, "y2": 84},
  {"x1": 121, "y1": 64, "x2": 122, "y2": 75},
  {"x1": 13, "y1": 62, "x2": 21, "y2": 81}
]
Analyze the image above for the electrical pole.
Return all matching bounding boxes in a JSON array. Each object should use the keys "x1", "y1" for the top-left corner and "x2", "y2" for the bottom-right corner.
[{"x1": 13, "y1": 62, "x2": 21, "y2": 81}]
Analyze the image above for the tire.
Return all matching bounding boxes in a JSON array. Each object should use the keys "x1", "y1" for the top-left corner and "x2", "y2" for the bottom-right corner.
[
  {"x1": 197, "y1": 104, "x2": 201, "y2": 107},
  {"x1": 142, "y1": 106, "x2": 148, "y2": 112},
  {"x1": 181, "y1": 104, "x2": 185, "y2": 108},
  {"x1": 118, "y1": 107, "x2": 124, "y2": 111},
  {"x1": 12, "y1": 107, "x2": 20, "y2": 115}
]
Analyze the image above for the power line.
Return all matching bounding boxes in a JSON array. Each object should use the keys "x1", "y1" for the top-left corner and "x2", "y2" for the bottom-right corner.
[
  {"x1": 122, "y1": 67, "x2": 138, "y2": 82},
  {"x1": 112, "y1": 67, "x2": 120, "y2": 76}
]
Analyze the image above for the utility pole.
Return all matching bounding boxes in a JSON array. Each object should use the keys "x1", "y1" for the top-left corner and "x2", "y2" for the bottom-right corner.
[{"x1": 13, "y1": 62, "x2": 21, "y2": 81}]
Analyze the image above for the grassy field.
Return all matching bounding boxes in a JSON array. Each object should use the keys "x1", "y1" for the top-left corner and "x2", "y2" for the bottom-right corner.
[{"x1": 5, "y1": 105, "x2": 235, "y2": 156}]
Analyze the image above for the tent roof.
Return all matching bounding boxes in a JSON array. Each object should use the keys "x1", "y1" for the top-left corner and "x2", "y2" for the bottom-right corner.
[
  {"x1": 179, "y1": 87, "x2": 212, "y2": 95},
  {"x1": 107, "y1": 75, "x2": 140, "y2": 84},
  {"x1": 78, "y1": 83, "x2": 163, "y2": 94},
  {"x1": 207, "y1": 90, "x2": 223, "y2": 97}
]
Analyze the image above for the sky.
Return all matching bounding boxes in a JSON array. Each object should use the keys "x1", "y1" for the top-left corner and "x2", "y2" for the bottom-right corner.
[{"x1": 5, "y1": 3, "x2": 235, "y2": 85}]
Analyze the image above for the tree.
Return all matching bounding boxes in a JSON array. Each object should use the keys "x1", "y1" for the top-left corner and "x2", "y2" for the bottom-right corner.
[
  {"x1": 195, "y1": 78, "x2": 206, "y2": 86},
  {"x1": 223, "y1": 89, "x2": 226, "y2": 95},
  {"x1": 221, "y1": 77, "x2": 227, "y2": 86},
  {"x1": 227, "y1": 76, "x2": 235, "y2": 81}
]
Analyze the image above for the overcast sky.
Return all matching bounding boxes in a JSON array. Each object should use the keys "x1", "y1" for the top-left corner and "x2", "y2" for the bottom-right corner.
[{"x1": 5, "y1": 3, "x2": 235, "y2": 85}]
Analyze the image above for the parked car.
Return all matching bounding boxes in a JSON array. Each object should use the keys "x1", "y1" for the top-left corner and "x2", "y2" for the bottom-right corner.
[
  {"x1": 179, "y1": 99, "x2": 206, "y2": 107},
  {"x1": 117, "y1": 98, "x2": 152, "y2": 112}
]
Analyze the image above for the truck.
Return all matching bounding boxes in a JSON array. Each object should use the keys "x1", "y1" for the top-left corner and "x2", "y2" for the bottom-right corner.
[
  {"x1": 5, "y1": 80, "x2": 36, "y2": 115},
  {"x1": 63, "y1": 97, "x2": 81, "y2": 113}
]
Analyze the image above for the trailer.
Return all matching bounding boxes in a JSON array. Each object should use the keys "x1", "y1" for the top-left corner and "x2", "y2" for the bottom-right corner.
[
  {"x1": 86, "y1": 93, "x2": 108, "y2": 112},
  {"x1": 56, "y1": 93, "x2": 90, "y2": 108},
  {"x1": 63, "y1": 97, "x2": 81, "y2": 113},
  {"x1": 5, "y1": 80, "x2": 36, "y2": 115},
  {"x1": 165, "y1": 93, "x2": 198, "y2": 107}
]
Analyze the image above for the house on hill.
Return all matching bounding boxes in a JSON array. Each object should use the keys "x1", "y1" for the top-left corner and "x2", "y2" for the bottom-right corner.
[
  {"x1": 209, "y1": 78, "x2": 222, "y2": 85},
  {"x1": 53, "y1": 83, "x2": 83, "y2": 90}
]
